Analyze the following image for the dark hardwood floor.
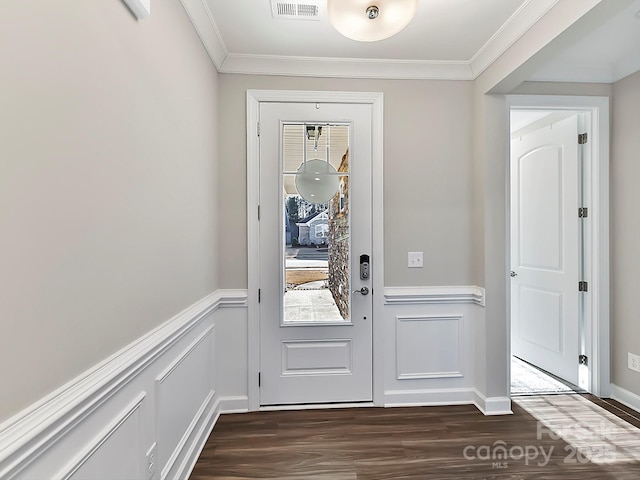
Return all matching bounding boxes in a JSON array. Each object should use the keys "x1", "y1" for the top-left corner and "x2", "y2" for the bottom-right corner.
[{"x1": 190, "y1": 395, "x2": 640, "y2": 479}]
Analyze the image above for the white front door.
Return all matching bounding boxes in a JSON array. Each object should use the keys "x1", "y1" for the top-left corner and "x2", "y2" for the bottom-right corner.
[
  {"x1": 510, "y1": 113, "x2": 581, "y2": 385},
  {"x1": 258, "y1": 102, "x2": 373, "y2": 406}
]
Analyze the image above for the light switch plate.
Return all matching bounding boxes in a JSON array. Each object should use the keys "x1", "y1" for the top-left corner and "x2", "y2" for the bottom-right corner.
[{"x1": 408, "y1": 252, "x2": 423, "y2": 268}]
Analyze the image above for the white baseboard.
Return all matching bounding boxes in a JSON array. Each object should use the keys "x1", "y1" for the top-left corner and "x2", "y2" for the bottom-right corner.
[
  {"x1": 0, "y1": 290, "x2": 245, "y2": 480},
  {"x1": 473, "y1": 390, "x2": 512, "y2": 415},
  {"x1": 219, "y1": 396, "x2": 249, "y2": 414},
  {"x1": 610, "y1": 383, "x2": 640, "y2": 415},
  {"x1": 383, "y1": 388, "x2": 475, "y2": 407},
  {"x1": 174, "y1": 395, "x2": 221, "y2": 480}
]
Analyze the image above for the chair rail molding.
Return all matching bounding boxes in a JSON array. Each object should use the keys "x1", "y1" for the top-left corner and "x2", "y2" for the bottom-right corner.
[
  {"x1": 384, "y1": 286, "x2": 485, "y2": 306},
  {"x1": 0, "y1": 289, "x2": 247, "y2": 480}
]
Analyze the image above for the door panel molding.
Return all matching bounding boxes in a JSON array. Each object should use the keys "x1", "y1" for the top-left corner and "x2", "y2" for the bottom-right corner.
[{"x1": 246, "y1": 90, "x2": 384, "y2": 410}]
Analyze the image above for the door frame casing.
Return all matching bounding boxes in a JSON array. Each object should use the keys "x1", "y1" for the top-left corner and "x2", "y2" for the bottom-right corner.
[
  {"x1": 246, "y1": 90, "x2": 385, "y2": 411},
  {"x1": 506, "y1": 95, "x2": 610, "y2": 397}
]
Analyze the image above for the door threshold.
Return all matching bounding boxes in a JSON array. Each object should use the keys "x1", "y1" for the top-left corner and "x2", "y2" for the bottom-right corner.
[{"x1": 260, "y1": 401, "x2": 375, "y2": 412}]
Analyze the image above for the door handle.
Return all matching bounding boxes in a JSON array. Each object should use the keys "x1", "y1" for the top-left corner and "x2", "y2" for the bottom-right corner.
[
  {"x1": 510, "y1": 271, "x2": 518, "y2": 277},
  {"x1": 353, "y1": 287, "x2": 370, "y2": 295}
]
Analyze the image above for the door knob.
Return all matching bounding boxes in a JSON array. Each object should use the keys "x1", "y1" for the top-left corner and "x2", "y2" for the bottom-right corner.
[
  {"x1": 353, "y1": 287, "x2": 369, "y2": 295},
  {"x1": 510, "y1": 271, "x2": 518, "y2": 277}
]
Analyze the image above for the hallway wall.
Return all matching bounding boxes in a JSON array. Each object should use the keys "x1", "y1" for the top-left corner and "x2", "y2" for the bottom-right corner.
[
  {"x1": 217, "y1": 75, "x2": 474, "y2": 289},
  {"x1": 611, "y1": 70, "x2": 640, "y2": 399},
  {"x1": 0, "y1": 0, "x2": 220, "y2": 423}
]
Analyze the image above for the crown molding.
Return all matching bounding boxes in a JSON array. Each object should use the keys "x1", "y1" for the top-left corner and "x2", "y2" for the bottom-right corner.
[
  {"x1": 221, "y1": 54, "x2": 473, "y2": 80},
  {"x1": 182, "y1": 0, "x2": 561, "y2": 81},
  {"x1": 469, "y1": 0, "x2": 560, "y2": 78},
  {"x1": 180, "y1": 0, "x2": 227, "y2": 69}
]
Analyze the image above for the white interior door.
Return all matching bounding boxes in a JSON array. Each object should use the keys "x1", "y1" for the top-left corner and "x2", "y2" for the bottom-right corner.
[
  {"x1": 510, "y1": 113, "x2": 581, "y2": 385},
  {"x1": 259, "y1": 102, "x2": 373, "y2": 405}
]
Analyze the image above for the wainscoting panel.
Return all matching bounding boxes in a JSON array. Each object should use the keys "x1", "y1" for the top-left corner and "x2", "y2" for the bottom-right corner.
[
  {"x1": 214, "y1": 302, "x2": 250, "y2": 413},
  {"x1": 383, "y1": 287, "x2": 481, "y2": 408},
  {"x1": 0, "y1": 290, "x2": 248, "y2": 480},
  {"x1": 156, "y1": 326, "x2": 215, "y2": 480},
  {"x1": 396, "y1": 315, "x2": 463, "y2": 380},
  {"x1": 56, "y1": 394, "x2": 147, "y2": 480}
]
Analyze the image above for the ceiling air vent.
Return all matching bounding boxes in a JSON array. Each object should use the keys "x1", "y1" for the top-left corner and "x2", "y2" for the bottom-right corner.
[{"x1": 271, "y1": 1, "x2": 320, "y2": 20}]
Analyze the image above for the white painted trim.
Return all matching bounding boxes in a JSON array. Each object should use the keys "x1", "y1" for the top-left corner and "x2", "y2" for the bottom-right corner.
[
  {"x1": 181, "y1": 0, "x2": 561, "y2": 80},
  {"x1": 122, "y1": 0, "x2": 150, "y2": 20},
  {"x1": 473, "y1": 390, "x2": 513, "y2": 416},
  {"x1": 259, "y1": 402, "x2": 375, "y2": 412},
  {"x1": 218, "y1": 396, "x2": 250, "y2": 414},
  {"x1": 209, "y1": 289, "x2": 247, "y2": 308},
  {"x1": 161, "y1": 389, "x2": 215, "y2": 480},
  {"x1": 156, "y1": 326, "x2": 215, "y2": 480},
  {"x1": 56, "y1": 393, "x2": 146, "y2": 479},
  {"x1": 157, "y1": 326, "x2": 215, "y2": 385},
  {"x1": 246, "y1": 92, "x2": 261, "y2": 412},
  {"x1": 395, "y1": 315, "x2": 464, "y2": 380},
  {"x1": 0, "y1": 290, "x2": 238, "y2": 479},
  {"x1": 610, "y1": 384, "x2": 640, "y2": 415},
  {"x1": 384, "y1": 286, "x2": 485, "y2": 306},
  {"x1": 383, "y1": 388, "x2": 475, "y2": 408},
  {"x1": 469, "y1": 0, "x2": 559, "y2": 78},
  {"x1": 246, "y1": 89, "x2": 384, "y2": 410},
  {"x1": 507, "y1": 95, "x2": 610, "y2": 398},
  {"x1": 176, "y1": 396, "x2": 220, "y2": 480},
  {"x1": 180, "y1": 0, "x2": 228, "y2": 69},
  {"x1": 221, "y1": 54, "x2": 472, "y2": 80}
]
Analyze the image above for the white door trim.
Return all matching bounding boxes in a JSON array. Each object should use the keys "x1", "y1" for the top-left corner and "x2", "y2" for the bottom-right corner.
[
  {"x1": 506, "y1": 94, "x2": 610, "y2": 397},
  {"x1": 246, "y1": 90, "x2": 385, "y2": 411}
]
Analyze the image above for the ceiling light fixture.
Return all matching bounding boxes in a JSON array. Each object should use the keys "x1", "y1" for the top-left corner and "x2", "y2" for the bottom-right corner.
[{"x1": 327, "y1": 0, "x2": 418, "y2": 42}]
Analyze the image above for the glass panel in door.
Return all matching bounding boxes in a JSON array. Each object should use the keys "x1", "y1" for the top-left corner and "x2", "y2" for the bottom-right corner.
[{"x1": 282, "y1": 123, "x2": 350, "y2": 324}]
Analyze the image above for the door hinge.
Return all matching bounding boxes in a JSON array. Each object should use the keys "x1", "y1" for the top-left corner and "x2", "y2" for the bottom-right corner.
[
  {"x1": 579, "y1": 281, "x2": 588, "y2": 292},
  {"x1": 578, "y1": 207, "x2": 588, "y2": 218},
  {"x1": 258, "y1": 372, "x2": 261, "y2": 387},
  {"x1": 257, "y1": 121, "x2": 261, "y2": 136},
  {"x1": 578, "y1": 133, "x2": 588, "y2": 144},
  {"x1": 579, "y1": 354, "x2": 588, "y2": 366},
  {"x1": 258, "y1": 288, "x2": 261, "y2": 302},
  {"x1": 258, "y1": 205, "x2": 260, "y2": 220}
]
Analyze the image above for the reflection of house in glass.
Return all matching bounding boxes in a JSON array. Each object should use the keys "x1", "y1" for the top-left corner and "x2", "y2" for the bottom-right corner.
[
  {"x1": 328, "y1": 149, "x2": 350, "y2": 320},
  {"x1": 296, "y1": 211, "x2": 329, "y2": 246}
]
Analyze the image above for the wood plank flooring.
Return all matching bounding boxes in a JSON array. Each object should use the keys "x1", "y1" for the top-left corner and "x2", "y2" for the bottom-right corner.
[{"x1": 190, "y1": 395, "x2": 640, "y2": 479}]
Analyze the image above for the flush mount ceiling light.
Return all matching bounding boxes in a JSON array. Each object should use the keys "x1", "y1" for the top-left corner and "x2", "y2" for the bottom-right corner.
[{"x1": 327, "y1": 0, "x2": 418, "y2": 42}]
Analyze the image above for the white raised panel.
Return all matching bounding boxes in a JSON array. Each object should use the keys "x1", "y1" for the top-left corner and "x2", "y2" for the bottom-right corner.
[
  {"x1": 519, "y1": 286, "x2": 562, "y2": 353},
  {"x1": 58, "y1": 394, "x2": 146, "y2": 480},
  {"x1": 156, "y1": 325, "x2": 214, "y2": 480},
  {"x1": 0, "y1": 291, "x2": 248, "y2": 480},
  {"x1": 518, "y1": 146, "x2": 563, "y2": 271},
  {"x1": 281, "y1": 340, "x2": 352, "y2": 376},
  {"x1": 396, "y1": 315, "x2": 463, "y2": 380}
]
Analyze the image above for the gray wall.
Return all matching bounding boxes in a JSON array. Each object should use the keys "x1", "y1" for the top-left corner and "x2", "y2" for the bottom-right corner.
[
  {"x1": 611, "y1": 70, "x2": 640, "y2": 397},
  {"x1": 0, "y1": 0, "x2": 219, "y2": 422},
  {"x1": 217, "y1": 75, "x2": 474, "y2": 289}
]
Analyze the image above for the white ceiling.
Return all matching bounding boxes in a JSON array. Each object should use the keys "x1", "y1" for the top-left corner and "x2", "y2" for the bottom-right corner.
[
  {"x1": 530, "y1": 0, "x2": 640, "y2": 83},
  {"x1": 185, "y1": 0, "x2": 640, "y2": 83}
]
